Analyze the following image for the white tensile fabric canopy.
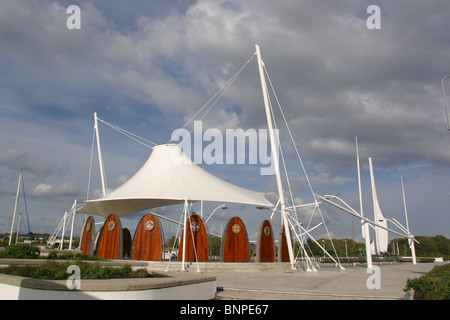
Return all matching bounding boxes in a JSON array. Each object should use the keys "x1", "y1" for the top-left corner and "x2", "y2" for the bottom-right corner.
[{"x1": 77, "y1": 143, "x2": 273, "y2": 217}]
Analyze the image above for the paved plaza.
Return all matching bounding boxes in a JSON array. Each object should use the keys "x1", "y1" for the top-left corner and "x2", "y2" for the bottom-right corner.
[{"x1": 210, "y1": 262, "x2": 439, "y2": 300}]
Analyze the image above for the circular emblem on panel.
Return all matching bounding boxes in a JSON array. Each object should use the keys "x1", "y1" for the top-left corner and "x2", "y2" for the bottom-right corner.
[
  {"x1": 86, "y1": 222, "x2": 91, "y2": 232},
  {"x1": 107, "y1": 220, "x2": 115, "y2": 231},
  {"x1": 144, "y1": 220, "x2": 154, "y2": 231},
  {"x1": 232, "y1": 224, "x2": 241, "y2": 234},
  {"x1": 190, "y1": 221, "x2": 200, "y2": 232},
  {"x1": 264, "y1": 226, "x2": 270, "y2": 237}
]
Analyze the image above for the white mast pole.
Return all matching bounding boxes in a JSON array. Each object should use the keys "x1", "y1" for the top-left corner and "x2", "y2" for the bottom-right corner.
[
  {"x1": 368, "y1": 157, "x2": 380, "y2": 255},
  {"x1": 59, "y1": 212, "x2": 67, "y2": 250},
  {"x1": 181, "y1": 198, "x2": 188, "y2": 271},
  {"x1": 255, "y1": 44, "x2": 295, "y2": 269},
  {"x1": 68, "y1": 199, "x2": 77, "y2": 250},
  {"x1": 401, "y1": 177, "x2": 416, "y2": 265},
  {"x1": 94, "y1": 112, "x2": 107, "y2": 196},
  {"x1": 15, "y1": 212, "x2": 22, "y2": 244},
  {"x1": 200, "y1": 200, "x2": 203, "y2": 219},
  {"x1": 441, "y1": 75, "x2": 450, "y2": 130},
  {"x1": 356, "y1": 138, "x2": 372, "y2": 269},
  {"x1": 9, "y1": 169, "x2": 22, "y2": 246}
]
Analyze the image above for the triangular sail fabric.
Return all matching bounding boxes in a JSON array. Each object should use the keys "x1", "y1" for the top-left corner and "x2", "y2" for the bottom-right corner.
[
  {"x1": 369, "y1": 158, "x2": 388, "y2": 254},
  {"x1": 78, "y1": 144, "x2": 272, "y2": 217}
]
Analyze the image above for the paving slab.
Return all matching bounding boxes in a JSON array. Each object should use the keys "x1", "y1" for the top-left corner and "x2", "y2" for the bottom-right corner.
[{"x1": 211, "y1": 262, "x2": 439, "y2": 300}]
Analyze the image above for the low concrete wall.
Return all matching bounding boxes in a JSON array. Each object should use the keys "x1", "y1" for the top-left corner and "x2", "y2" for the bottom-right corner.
[
  {"x1": 0, "y1": 258, "x2": 295, "y2": 272},
  {"x1": 145, "y1": 261, "x2": 295, "y2": 273},
  {"x1": 0, "y1": 271, "x2": 216, "y2": 300}
]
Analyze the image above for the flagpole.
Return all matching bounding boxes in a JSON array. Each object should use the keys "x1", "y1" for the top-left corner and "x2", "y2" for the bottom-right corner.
[{"x1": 181, "y1": 198, "x2": 188, "y2": 271}]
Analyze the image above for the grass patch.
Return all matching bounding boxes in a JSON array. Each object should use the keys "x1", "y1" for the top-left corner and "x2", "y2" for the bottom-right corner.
[
  {"x1": 46, "y1": 251, "x2": 105, "y2": 261},
  {"x1": 0, "y1": 261, "x2": 167, "y2": 280},
  {"x1": 405, "y1": 263, "x2": 450, "y2": 300},
  {"x1": 0, "y1": 244, "x2": 40, "y2": 259},
  {"x1": 0, "y1": 244, "x2": 105, "y2": 261},
  {"x1": 0, "y1": 244, "x2": 168, "y2": 280}
]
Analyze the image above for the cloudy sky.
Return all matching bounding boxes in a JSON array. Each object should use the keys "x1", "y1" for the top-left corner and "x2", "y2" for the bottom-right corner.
[{"x1": 0, "y1": 0, "x2": 449, "y2": 246}]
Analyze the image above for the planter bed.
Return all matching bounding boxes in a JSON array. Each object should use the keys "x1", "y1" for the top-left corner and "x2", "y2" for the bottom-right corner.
[{"x1": 0, "y1": 259, "x2": 216, "y2": 300}]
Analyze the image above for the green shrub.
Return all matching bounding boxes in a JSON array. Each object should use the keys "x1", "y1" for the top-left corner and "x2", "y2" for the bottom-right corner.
[
  {"x1": 406, "y1": 278, "x2": 436, "y2": 295},
  {"x1": 46, "y1": 251, "x2": 58, "y2": 259},
  {"x1": 0, "y1": 261, "x2": 167, "y2": 280},
  {"x1": 33, "y1": 263, "x2": 60, "y2": 279},
  {"x1": 405, "y1": 263, "x2": 450, "y2": 300},
  {"x1": 440, "y1": 277, "x2": 450, "y2": 300},
  {"x1": 46, "y1": 251, "x2": 103, "y2": 261},
  {"x1": 0, "y1": 244, "x2": 40, "y2": 259}
]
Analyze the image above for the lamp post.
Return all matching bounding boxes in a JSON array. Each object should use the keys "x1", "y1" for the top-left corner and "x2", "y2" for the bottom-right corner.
[
  {"x1": 441, "y1": 75, "x2": 450, "y2": 130},
  {"x1": 255, "y1": 206, "x2": 281, "y2": 221},
  {"x1": 205, "y1": 204, "x2": 227, "y2": 225},
  {"x1": 322, "y1": 240, "x2": 326, "y2": 258},
  {"x1": 344, "y1": 240, "x2": 348, "y2": 258}
]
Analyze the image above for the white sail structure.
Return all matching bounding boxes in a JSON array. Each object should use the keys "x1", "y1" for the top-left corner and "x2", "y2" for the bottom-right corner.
[
  {"x1": 77, "y1": 143, "x2": 272, "y2": 217},
  {"x1": 369, "y1": 157, "x2": 388, "y2": 254},
  {"x1": 78, "y1": 45, "x2": 346, "y2": 271},
  {"x1": 356, "y1": 138, "x2": 372, "y2": 268}
]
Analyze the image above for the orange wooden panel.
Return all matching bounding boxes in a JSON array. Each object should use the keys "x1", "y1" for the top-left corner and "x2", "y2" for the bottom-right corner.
[
  {"x1": 222, "y1": 216, "x2": 249, "y2": 262},
  {"x1": 96, "y1": 214, "x2": 123, "y2": 259},
  {"x1": 256, "y1": 220, "x2": 275, "y2": 262},
  {"x1": 178, "y1": 214, "x2": 209, "y2": 262},
  {"x1": 132, "y1": 213, "x2": 162, "y2": 261},
  {"x1": 80, "y1": 216, "x2": 95, "y2": 256},
  {"x1": 278, "y1": 225, "x2": 291, "y2": 262}
]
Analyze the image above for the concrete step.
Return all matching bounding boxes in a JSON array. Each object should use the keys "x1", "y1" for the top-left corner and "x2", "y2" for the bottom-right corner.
[
  {"x1": 215, "y1": 288, "x2": 402, "y2": 300},
  {"x1": 145, "y1": 261, "x2": 295, "y2": 273}
]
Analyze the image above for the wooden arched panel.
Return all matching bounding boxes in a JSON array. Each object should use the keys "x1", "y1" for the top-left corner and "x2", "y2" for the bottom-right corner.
[
  {"x1": 132, "y1": 213, "x2": 163, "y2": 261},
  {"x1": 278, "y1": 225, "x2": 292, "y2": 262},
  {"x1": 221, "y1": 216, "x2": 249, "y2": 262},
  {"x1": 80, "y1": 216, "x2": 95, "y2": 256},
  {"x1": 96, "y1": 214, "x2": 123, "y2": 259},
  {"x1": 256, "y1": 220, "x2": 275, "y2": 262},
  {"x1": 178, "y1": 214, "x2": 208, "y2": 262}
]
